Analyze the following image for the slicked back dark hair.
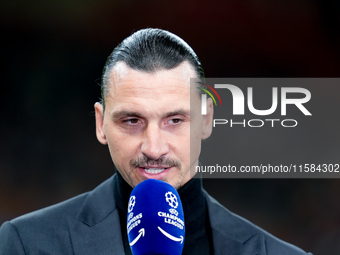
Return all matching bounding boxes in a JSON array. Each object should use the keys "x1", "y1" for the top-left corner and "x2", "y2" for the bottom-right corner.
[{"x1": 100, "y1": 28, "x2": 205, "y2": 107}]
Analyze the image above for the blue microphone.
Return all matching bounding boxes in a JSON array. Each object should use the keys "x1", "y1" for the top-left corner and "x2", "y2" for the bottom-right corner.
[{"x1": 127, "y1": 179, "x2": 185, "y2": 255}]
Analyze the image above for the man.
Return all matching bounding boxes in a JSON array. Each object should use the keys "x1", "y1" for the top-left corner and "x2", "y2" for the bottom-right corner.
[{"x1": 0, "y1": 28, "x2": 311, "y2": 254}]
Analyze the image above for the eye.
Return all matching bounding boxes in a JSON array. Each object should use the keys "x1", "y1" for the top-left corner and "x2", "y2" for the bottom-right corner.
[
  {"x1": 124, "y1": 118, "x2": 140, "y2": 125},
  {"x1": 168, "y1": 118, "x2": 182, "y2": 125}
]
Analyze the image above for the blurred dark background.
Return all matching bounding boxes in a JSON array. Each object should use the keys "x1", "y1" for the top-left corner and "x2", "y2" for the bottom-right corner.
[{"x1": 1, "y1": 0, "x2": 340, "y2": 254}]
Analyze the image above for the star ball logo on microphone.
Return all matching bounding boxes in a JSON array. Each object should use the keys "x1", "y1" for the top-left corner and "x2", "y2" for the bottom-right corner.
[
  {"x1": 197, "y1": 79, "x2": 312, "y2": 128},
  {"x1": 165, "y1": 191, "x2": 179, "y2": 209},
  {"x1": 128, "y1": 196, "x2": 136, "y2": 213}
]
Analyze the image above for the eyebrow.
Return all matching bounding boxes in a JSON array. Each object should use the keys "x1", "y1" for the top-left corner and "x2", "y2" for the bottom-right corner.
[
  {"x1": 112, "y1": 110, "x2": 143, "y2": 119},
  {"x1": 164, "y1": 110, "x2": 190, "y2": 118},
  {"x1": 112, "y1": 109, "x2": 190, "y2": 119}
]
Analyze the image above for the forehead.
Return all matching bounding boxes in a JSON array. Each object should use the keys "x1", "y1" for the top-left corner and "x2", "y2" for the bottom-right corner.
[{"x1": 106, "y1": 61, "x2": 198, "y2": 100}]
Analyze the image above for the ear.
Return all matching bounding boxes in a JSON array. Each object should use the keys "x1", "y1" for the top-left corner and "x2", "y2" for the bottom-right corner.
[
  {"x1": 94, "y1": 102, "x2": 108, "y2": 145},
  {"x1": 202, "y1": 98, "x2": 214, "y2": 139}
]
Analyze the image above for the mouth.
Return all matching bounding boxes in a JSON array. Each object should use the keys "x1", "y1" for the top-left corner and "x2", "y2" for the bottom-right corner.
[
  {"x1": 138, "y1": 166, "x2": 172, "y2": 177},
  {"x1": 143, "y1": 167, "x2": 167, "y2": 174}
]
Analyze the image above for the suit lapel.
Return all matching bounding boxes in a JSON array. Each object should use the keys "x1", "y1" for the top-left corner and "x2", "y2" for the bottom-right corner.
[
  {"x1": 205, "y1": 191, "x2": 267, "y2": 255},
  {"x1": 68, "y1": 175, "x2": 125, "y2": 255}
]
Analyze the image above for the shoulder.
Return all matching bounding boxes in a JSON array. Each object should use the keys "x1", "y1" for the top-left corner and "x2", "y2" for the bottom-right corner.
[
  {"x1": 10, "y1": 191, "x2": 88, "y2": 229},
  {"x1": 205, "y1": 192, "x2": 312, "y2": 255},
  {"x1": 0, "y1": 175, "x2": 118, "y2": 254},
  {"x1": 0, "y1": 193, "x2": 87, "y2": 251},
  {"x1": 0, "y1": 192, "x2": 89, "y2": 254},
  {"x1": 3, "y1": 174, "x2": 117, "y2": 230}
]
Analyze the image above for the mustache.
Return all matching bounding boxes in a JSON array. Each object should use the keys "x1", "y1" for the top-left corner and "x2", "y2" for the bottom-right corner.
[{"x1": 130, "y1": 155, "x2": 181, "y2": 169}]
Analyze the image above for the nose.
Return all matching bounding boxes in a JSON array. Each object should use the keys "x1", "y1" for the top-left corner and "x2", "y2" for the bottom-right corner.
[{"x1": 140, "y1": 123, "x2": 170, "y2": 160}]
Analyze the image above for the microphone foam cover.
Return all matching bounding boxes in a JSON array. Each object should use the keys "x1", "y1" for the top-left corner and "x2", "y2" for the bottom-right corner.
[{"x1": 127, "y1": 179, "x2": 185, "y2": 255}]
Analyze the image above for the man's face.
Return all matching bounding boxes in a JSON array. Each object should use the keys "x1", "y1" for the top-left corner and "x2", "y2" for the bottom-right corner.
[{"x1": 95, "y1": 61, "x2": 213, "y2": 189}]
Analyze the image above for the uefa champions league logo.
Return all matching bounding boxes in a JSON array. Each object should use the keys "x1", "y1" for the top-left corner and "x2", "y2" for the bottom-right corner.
[
  {"x1": 128, "y1": 195, "x2": 136, "y2": 213},
  {"x1": 165, "y1": 192, "x2": 178, "y2": 209}
]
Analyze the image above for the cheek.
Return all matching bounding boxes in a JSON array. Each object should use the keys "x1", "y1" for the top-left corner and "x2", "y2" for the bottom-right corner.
[
  {"x1": 189, "y1": 126, "x2": 203, "y2": 162},
  {"x1": 107, "y1": 133, "x2": 140, "y2": 162},
  {"x1": 171, "y1": 137, "x2": 192, "y2": 166},
  {"x1": 190, "y1": 137, "x2": 201, "y2": 160}
]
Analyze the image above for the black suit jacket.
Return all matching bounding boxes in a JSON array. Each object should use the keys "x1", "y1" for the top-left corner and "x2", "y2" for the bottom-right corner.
[{"x1": 0, "y1": 175, "x2": 312, "y2": 255}]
